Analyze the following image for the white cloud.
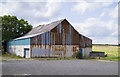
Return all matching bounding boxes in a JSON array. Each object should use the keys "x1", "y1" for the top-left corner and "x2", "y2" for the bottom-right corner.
[
  {"x1": 109, "y1": 5, "x2": 118, "y2": 18},
  {"x1": 1, "y1": 0, "x2": 119, "y2": 2},
  {"x1": 72, "y1": 0, "x2": 114, "y2": 14},
  {"x1": 72, "y1": 17, "x2": 118, "y2": 44},
  {"x1": 0, "y1": 1, "x2": 118, "y2": 44},
  {"x1": 100, "y1": 12, "x2": 105, "y2": 17},
  {"x1": 0, "y1": 2, "x2": 19, "y2": 15},
  {"x1": 92, "y1": 36, "x2": 118, "y2": 45},
  {"x1": 100, "y1": 5, "x2": 118, "y2": 19},
  {"x1": 34, "y1": 1, "x2": 61, "y2": 18},
  {"x1": 72, "y1": 0, "x2": 91, "y2": 14},
  {"x1": 0, "y1": 1, "x2": 61, "y2": 26}
]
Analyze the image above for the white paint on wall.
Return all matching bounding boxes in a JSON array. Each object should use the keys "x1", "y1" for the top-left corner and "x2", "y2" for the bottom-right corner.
[{"x1": 7, "y1": 45, "x2": 30, "y2": 58}]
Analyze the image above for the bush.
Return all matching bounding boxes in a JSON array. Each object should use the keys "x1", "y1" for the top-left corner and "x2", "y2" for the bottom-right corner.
[
  {"x1": 2, "y1": 51, "x2": 6, "y2": 55},
  {"x1": 76, "y1": 51, "x2": 82, "y2": 59},
  {"x1": 105, "y1": 54, "x2": 107, "y2": 57}
]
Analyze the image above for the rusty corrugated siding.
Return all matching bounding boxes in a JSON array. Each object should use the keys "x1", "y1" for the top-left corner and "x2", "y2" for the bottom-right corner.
[{"x1": 30, "y1": 19, "x2": 92, "y2": 57}]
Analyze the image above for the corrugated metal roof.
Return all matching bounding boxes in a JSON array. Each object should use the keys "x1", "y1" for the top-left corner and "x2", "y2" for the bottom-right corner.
[
  {"x1": 14, "y1": 32, "x2": 44, "y2": 40},
  {"x1": 25, "y1": 19, "x2": 65, "y2": 36},
  {"x1": 14, "y1": 19, "x2": 65, "y2": 40}
]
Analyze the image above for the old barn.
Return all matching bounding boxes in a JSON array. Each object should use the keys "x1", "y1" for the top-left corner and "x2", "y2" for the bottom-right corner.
[{"x1": 7, "y1": 19, "x2": 92, "y2": 58}]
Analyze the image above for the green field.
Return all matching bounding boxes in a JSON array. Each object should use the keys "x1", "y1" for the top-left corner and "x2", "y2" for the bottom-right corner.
[{"x1": 92, "y1": 45, "x2": 120, "y2": 61}]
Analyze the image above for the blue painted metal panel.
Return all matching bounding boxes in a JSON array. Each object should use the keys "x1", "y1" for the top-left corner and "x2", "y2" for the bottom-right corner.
[
  {"x1": 69, "y1": 24, "x2": 71, "y2": 45},
  {"x1": 49, "y1": 32, "x2": 50, "y2": 45},
  {"x1": 35, "y1": 36, "x2": 37, "y2": 45},
  {"x1": 43, "y1": 33, "x2": 45, "y2": 45},
  {"x1": 8, "y1": 40, "x2": 15, "y2": 46},
  {"x1": 41, "y1": 34, "x2": 43, "y2": 45},
  {"x1": 8, "y1": 38, "x2": 30, "y2": 46},
  {"x1": 81, "y1": 35, "x2": 83, "y2": 40},
  {"x1": 51, "y1": 32, "x2": 52, "y2": 45},
  {"x1": 79, "y1": 49, "x2": 82, "y2": 52},
  {"x1": 59, "y1": 23, "x2": 61, "y2": 33},
  {"x1": 59, "y1": 23, "x2": 62, "y2": 44},
  {"x1": 66, "y1": 34, "x2": 67, "y2": 45},
  {"x1": 68, "y1": 34, "x2": 69, "y2": 45},
  {"x1": 83, "y1": 40, "x2": 85, "y2": 47},
  {"x1": 46, "y1": 32, "x2": 48, "y2": 45},
  {"x1": 41, "y1": 33, "x2": 45, "y2": 45}
]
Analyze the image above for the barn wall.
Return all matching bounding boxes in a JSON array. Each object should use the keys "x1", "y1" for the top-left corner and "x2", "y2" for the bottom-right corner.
[
  {"x1": 7, "y1": 38, "x2": 30, "y2": 58},
  {"x1": 30, "y1": 20, "x2": 92, "y2": 57},
  {"x1": 82, "y1": 47, "x2": 92, "y2": 57},
  {"x1": 30, "y1": 20, "x2": 92, "y2": 47},
  {"x1": 8, "y1": 45, "x2": 30, "y2": 57},
  {"x1": 30, "y1": 45, "x2": 80, "y2": 58}
]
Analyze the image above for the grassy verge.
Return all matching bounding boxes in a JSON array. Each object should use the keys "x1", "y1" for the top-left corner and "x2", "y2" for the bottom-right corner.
[
  {"x1": 2, "y1": 52, "x2": 24, "y2": 59},
  {"x1": 100, "y1": 57, "x2": 120, "y2": 61},
  {"x1": 0, "y1": 60, "x2": 7, "y2": 62},
  {"x1": 92, "y1": 45, "x2": 119, "y2": 61},
  {"x1": 31, "y1": 57, "x2": 78, "y2": 60},
  {"x1": 2, "y1": 52, "x2": 78, "y2": 60}
]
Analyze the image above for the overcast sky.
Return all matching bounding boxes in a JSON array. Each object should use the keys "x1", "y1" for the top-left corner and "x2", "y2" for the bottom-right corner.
[{"x1": 0, "y1": 0, "x2": 119, "y2": 45}]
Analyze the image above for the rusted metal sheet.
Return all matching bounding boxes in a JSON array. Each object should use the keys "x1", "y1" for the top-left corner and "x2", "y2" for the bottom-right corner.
[
  {"x1": 31, "y1": 44, "x2": 80, "y2": 58},
  {"x1": 30, "y1": 19, "x2": 92, "y2": 58}
]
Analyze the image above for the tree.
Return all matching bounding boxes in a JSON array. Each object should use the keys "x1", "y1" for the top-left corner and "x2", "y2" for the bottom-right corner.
[
  {"x1": 1, "y1": 15, "x2": 33, "y2": 52},
  {"x1": 37, "y1": 24, "x2": 44, "y2": 27}
]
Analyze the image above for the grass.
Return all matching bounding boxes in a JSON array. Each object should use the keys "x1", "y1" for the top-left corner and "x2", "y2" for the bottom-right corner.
[
  {"x1": 92, "y1": 45, "x2": 120, "y2": 61},
  {"x1": 0, "y1": 60, "x2": 7, "y2": 62},
  {"x1": 2, "y1": 52, "x2": 78, "y2": 60},
  {"x1": 2, "y1": 52, "x2": 24, "y2": 59},
  {"x1": 31, "y1": 57, "x2": 78, "y2": 60}
]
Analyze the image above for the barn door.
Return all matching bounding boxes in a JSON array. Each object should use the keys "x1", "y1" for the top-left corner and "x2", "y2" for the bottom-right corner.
[{"x1": 24, "y1": 48, "x2": 30, "y2": 58}]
